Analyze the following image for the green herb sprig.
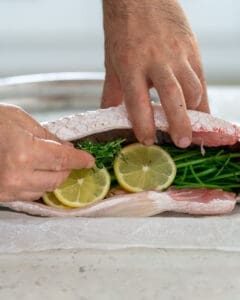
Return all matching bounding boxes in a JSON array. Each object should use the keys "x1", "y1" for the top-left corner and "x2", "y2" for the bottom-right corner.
[
  {"x1": 76, "y1": 139, "x2": 125, "y2": 170},
  {"x1": 162, "y1": 145, "x2": 240, "y2": 192},
  {"x1": 76, "y1": 139, "x2": 240, "y2": 193}
]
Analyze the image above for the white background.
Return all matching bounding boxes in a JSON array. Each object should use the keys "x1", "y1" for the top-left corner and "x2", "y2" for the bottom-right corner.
[{"x1": 0, "y1": 0, "x2": 240, "y2": 84}]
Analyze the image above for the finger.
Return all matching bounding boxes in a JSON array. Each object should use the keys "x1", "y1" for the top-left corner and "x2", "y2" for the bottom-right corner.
[
  {"x1": 4, "y1": 190, "x2": 44, "y2": 202},
  {"x1": 121, "y1": 72, "x2": 156, "y2": 145},
  {"x1": 175, "y1": 62, "x2": 203, "y2": 109},
  {"x1": 18, "y1": 192, "x2": 44, "y2": 202},
  {"x1": 34, "y1": 125, "x2": 66, "y2": 144},
  {"x1": 31, "y1": 120, "x2": 67, "y2": 144},
  {"x1": 62, "y1": 141, "x2": 74, "y2": 147},
  {"x1": 32, "y1": 138, "x2": 95, "y2": 171},
  {"x1": 101, "y1": 71, "x2": 123, "y2": 108},
  {"x1": 24, "y1": 170, "x2": 70, "y2": 192},
  {"x1": 0, "y1": 192, "x2": 42, "y2": 202},
  {"x1": 188, "y1": 54, "x2": 210, "y2": 113},
  {"x1": 3, "y1": 105, "x2": 65, "y2": 143},
  {"x1": 151, "y1": 66, "x2": 192, "y2": 148}
]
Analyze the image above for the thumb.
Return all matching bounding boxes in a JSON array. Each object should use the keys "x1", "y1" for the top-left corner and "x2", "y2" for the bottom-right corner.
[{"x1": 101, "y1": 71, "x2": 123, "y2": 108}]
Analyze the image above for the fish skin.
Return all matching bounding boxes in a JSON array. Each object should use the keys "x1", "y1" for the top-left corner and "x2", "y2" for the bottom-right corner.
[
  {"x1": 0, "y1": 104, "x2": 239, "y2": 217},
  {"x1": 0, "y1": 189, "x2": 236, "y2": 217},
  {"x1": 43, "y1": 104, "x2": 240, "y2": 146}
]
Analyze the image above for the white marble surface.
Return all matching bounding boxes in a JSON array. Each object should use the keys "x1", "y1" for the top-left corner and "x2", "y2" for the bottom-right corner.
[{"x1": 1, "y1": 248, "x2": 240, "y2": 300}]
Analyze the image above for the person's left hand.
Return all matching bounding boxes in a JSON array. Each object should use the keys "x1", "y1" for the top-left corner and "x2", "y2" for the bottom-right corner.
[{"x1": 0, "y1": 104, "x2": 94, "y2": 202}]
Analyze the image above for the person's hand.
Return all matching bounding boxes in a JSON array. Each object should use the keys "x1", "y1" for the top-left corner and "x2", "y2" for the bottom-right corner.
[
  {"x1": 0, "y1": 104, "x2": 94, "y2": 202},
  {"x1": 102, "y1": 0, "x2": 210, "y2": 148}
]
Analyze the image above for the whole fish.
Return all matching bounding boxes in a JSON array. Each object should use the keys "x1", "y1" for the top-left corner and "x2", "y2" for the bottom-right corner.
[{"x1": 1, "y1": 104, "x2": 239, "y2": 217}]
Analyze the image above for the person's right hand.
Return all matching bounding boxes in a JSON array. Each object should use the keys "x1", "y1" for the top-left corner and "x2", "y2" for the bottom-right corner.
[
  {"x1": 0, "y1": 104, "x2": 94, "y2": 202},
  {"x1": 102, "y1": 0, "x2": 209, "y2": 148}
]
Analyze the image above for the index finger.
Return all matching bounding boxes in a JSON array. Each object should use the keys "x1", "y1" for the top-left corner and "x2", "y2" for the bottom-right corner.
[
  {"x1": 121, "y1": 73, "x2": 156, "y2": 145},
  {"x1": 32, "y1": 138, "x2": 95, "y2": 171}
]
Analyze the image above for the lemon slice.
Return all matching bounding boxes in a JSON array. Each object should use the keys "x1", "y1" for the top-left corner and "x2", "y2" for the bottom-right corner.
[
  {"x1": 43, "y1": 192, "x2": 69, "y2": 209},
  {"x1": 114, "y1": 143, "x2": 176, "y2": 192},
  {"x1": 54, "y1": 167, "x2": 111, "y2": 208}
]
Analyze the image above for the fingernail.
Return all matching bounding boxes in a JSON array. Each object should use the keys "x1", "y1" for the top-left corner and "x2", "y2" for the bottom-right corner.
[
  {"x1": 178, "y1": 137, "x2": 191, "y2": 148},
  {"x1": 143, "y1": 138, "x2": 155, "y2": 146},
  {"x1": 86, "y1": 158, "x2": 95, "y2": 168}
]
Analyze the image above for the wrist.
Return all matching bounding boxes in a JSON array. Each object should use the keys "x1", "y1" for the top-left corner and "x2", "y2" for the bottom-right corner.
[
  {"x1": 103, "y1": 0, "x2": 180, "y2": 18},
  {"x1": 103, "y1": 0, "x2": 191, "y2": 38}
]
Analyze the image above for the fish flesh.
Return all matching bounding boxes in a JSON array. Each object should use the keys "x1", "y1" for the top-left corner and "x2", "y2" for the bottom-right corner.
[{"x1": 0, "y1": 104, "x2": 239, "y2": 217}]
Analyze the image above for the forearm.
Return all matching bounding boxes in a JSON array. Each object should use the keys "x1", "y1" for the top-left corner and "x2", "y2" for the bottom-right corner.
[
  {"x1": 103, "y1": 0, "x2": 192, "y2": 52},
  {"x1": 103, "y1": 0, "x2": 190, "y2": 27},
  {"x1": 103, "y1": 0, "x2": 178, "y2": 15}
]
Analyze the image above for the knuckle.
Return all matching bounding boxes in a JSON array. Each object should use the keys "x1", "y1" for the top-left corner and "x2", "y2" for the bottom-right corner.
[
  {"x1": 164, "y1": 81, "x2": 179, "y2": 96},
  {"x1": 170, "y1": 38, "x2": 182, "y2": 55},
  {"x1": 55, "y1": 151, "x2": 69, "y2": 171},
  {"x1": 187, "y1": 83, "x2": 203, "y2": 109},
  {"x1": 115, "y1": 49, "x2": 138, "y2": 70},
  {"x1": 188, "y1": 34, "x2": 199, "y2": 52},
  {"x1": 116, "y1": 51, "x2": 132, "y2": 66},
  {"x1": 193, "y1": 84, "x2": 203, "y2": 100},
  {"x1": 59, "y1": 152, "x2": 69, "y2": 171},
  {"x1": 15, "y1": 151, "x2": 28, "y2": 165},
  {"x1": 149, "y1": 45, "x2": 161, "y2": 60}
]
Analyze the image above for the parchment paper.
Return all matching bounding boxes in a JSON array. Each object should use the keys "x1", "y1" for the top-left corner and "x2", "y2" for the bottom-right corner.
[{"x1": 1, "y1": 207, "x2": 240, "y2": 254}]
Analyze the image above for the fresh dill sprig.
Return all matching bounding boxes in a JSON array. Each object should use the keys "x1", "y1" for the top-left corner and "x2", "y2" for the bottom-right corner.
[{"x1": 76, "y1": 139, "x2": 125, "y2": 170}]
